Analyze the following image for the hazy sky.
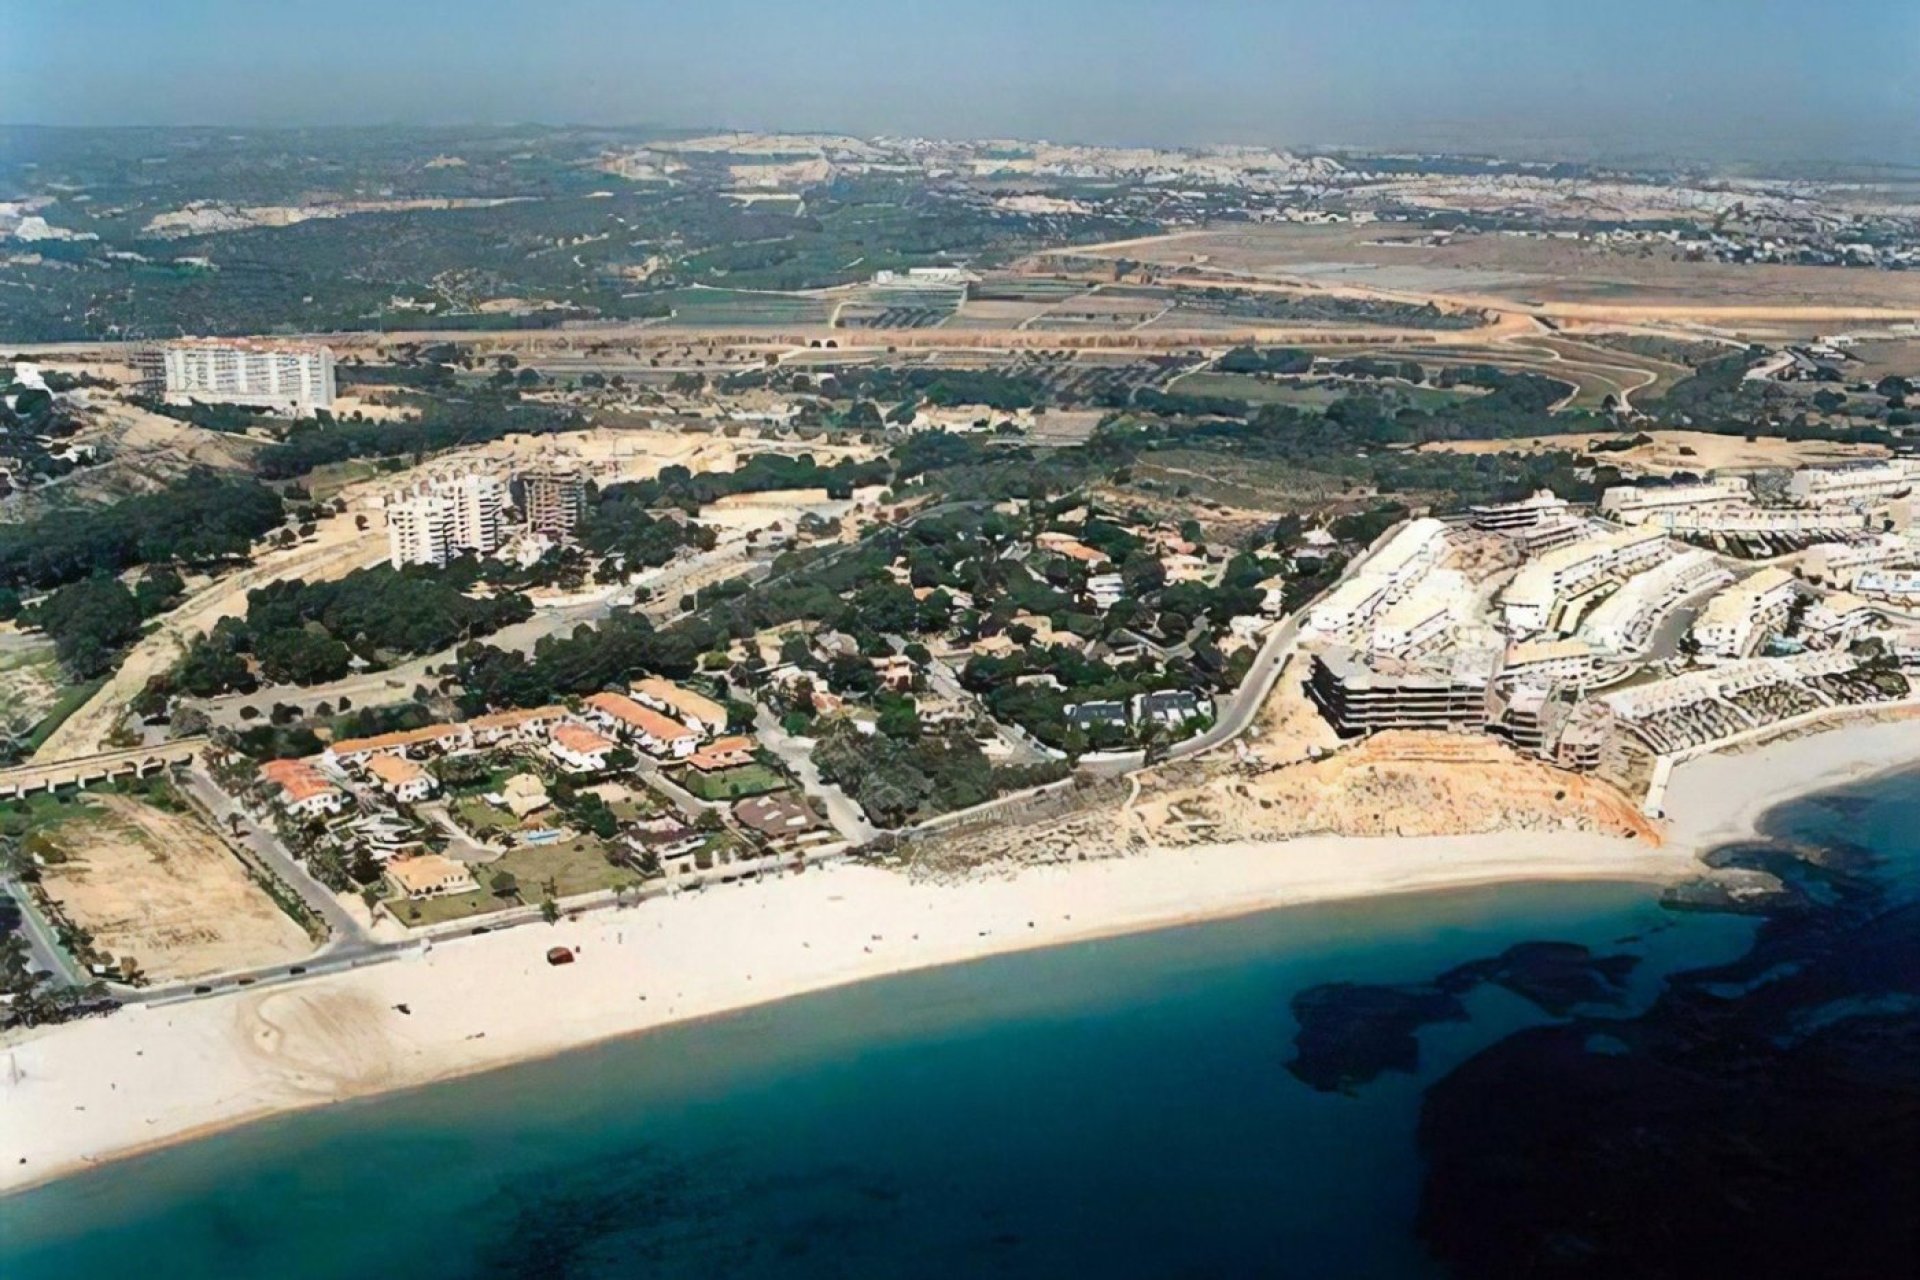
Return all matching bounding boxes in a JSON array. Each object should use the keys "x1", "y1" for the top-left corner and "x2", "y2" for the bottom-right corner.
[{"x1": 5, "y1": 0, "x2": 1917, "y2": 164}]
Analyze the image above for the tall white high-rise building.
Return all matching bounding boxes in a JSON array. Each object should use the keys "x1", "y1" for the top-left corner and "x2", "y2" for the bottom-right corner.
[
  {"x1": 135, "y1": 339, "x2": 336, "y2": 413},
  {"x1": 386, "y1": 473, "x2": 507, "y2": 568}
]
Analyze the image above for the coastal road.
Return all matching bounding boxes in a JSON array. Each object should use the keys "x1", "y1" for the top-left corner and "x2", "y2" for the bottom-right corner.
[
  {"x1": 1174, "y1": 615, "x2": 1303, "y2": 759},
  {"x1": 2, "y1": 877, "x2": 86, "y2": 987},
  {"x1": 176, "y1": 769, "x2": 372, "y2": 949},
  {"x1": 124, "y1": 834, "x2": 855, "y2": 1008},
  {"x1": 754, "y1": 704, "x2": 879, "y2": 844}
]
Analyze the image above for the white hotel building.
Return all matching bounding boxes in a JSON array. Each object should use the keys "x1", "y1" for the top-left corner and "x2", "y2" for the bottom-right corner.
[
  {"x1": 1368, "y1": 568, "x2": 1468, "y2": 658},
  {"x1": 1577, "y1": 549, "x2": 1731, "y2": 654},
  {"x1": 1500, "y1": 525, "x2": 1668, "y2": 636},
  {"x1": 1800, "y1": 533, "x2": 1916, "y2": 588},
  {"x1": 1689, "y1": 567, "x2": 1801, "y2": 660},
  {"x1": 386, "y1": 473, "x2": 508, "y2": 568},
  {"x1": 1786, "y1": 461, "x2": 1919, "y2": 506},
  {"x1": 1306, "y1": 518, "x2": 1448, "y2": 638},
  {"x1": 1599, "y1": 477, "x2": 1749, "y2": 525},
  {"x1": 137, "y1": 339, "x2": 336, "y2": 413}
]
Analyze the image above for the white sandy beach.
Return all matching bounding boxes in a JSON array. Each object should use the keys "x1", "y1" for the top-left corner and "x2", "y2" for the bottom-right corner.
[{"x1": 4, "y1": 718, "x2": 1919, "y2": 1196}]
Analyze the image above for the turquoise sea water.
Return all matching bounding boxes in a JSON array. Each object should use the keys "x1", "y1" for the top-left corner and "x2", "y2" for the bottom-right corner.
[{"x1": 11, "y1": 770, "x2": 1918, "y2": 1279}]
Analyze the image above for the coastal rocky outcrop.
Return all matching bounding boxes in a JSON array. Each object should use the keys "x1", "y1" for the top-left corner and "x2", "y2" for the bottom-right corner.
[{"x1": 1416, "y1": 790, "x2": 1920, "y2": 1279}]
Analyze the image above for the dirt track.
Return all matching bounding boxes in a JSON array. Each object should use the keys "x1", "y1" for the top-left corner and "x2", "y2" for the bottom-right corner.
[{"x1": 31, "y1": 515, "x2": 387, "y2": 762}]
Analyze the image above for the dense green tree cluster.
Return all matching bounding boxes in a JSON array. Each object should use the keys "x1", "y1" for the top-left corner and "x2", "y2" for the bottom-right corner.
[
  {"x1": 166, "y1": 565, "x2": 532, "y2": 695},
  {"x1": 1217, "y1": 346, "x2": 1314, "y2": 375},
  {"x1": 576, "y1": 495, "x2": 717, "y2": 567},
  {"x1": 16, "y1": 565, "x2": 188, "y2": 679},
  {"x1": 20, "y1": 577, "x2": 144, "y2": 679},
  {"x1": 253, "y1": 393, "x2": 583, "y2": 479},
  {"x1": 0, "y1": 471, "x2": 285, "y2": 591},
  {"x1": 810, "y1": 717, "x2": 1066, "y2": 828},
  {"x1": 607, "y1": 453, "x2": 892, "y2": 513}
]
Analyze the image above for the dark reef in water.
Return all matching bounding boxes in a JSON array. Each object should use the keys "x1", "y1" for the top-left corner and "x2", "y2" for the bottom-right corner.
[
  {"x1": 1286, "y1": 942, "x2": 1638, "y2": 1091},
  {"x1": 1415, "y1": 819, "x2": 1920, "y2": 1279}
]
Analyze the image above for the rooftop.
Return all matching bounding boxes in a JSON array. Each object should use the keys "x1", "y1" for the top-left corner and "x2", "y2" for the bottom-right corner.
[
  {"x1": 586, "y1": 691, "x2": 694, "y2": 742},
  {"x1": 551, "y1": 724, "x2": 617, "y2": 756}
]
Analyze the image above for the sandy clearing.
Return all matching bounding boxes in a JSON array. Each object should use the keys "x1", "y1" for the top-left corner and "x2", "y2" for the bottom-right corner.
[
  {"x1": 1419, "y1": 428, "x2": 1888, "y2": 474},
  {"x1": 34, "y1": 795, "x2": 315, "y2": 983}
]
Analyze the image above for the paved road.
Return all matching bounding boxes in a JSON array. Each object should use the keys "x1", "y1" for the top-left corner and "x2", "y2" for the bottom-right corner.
[
  {"x1": 177, "y1": 769, "x2": 371, "y2": 949},
  {"x1": 1174, "y1": 616, "x2": 1302, "y2": 758},
  {"x1": 2, "y1": 877, "x2": 86, "y2": 986},
  {"x1": 753, "y1": 704, "x2": 879, "y2": 843}
]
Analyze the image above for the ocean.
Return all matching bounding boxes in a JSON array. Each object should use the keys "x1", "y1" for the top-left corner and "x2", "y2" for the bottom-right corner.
[{"x1": 3, "y1": 769, "x2": 1916, "y2": 1279}]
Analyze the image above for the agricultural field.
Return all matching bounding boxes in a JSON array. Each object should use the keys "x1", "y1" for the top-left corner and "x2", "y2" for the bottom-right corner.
[
  {"x1": 1061, "y1": 224, "x2": 1920, "y2": 319},
  {"x1": 665, "y1": 287, "x2": 834, "y2": 327},
  {"x1": 20, "y1": 787, "x2": 314, "y2": 981},
  {"x1": 836, "y1": 305, "x2": 954, "y2": 330}
]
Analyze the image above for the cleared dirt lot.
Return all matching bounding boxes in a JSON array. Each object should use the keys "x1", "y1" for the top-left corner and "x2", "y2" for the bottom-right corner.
[
  {"x1": 1055, "y1": 225, "x2": 1920, "y2": 328},
  {"x1": 1420, "y1": 429, "x2": 1888, "y2": 475},
  {"x1": 36, "y1": 794, "x2": 315, "y2": 981}
]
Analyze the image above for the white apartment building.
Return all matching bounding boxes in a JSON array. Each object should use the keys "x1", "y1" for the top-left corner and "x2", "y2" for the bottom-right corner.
[
  {"x1": 1368, "y1": 569, "x2": 1467, "y2": 658},
  {"x1": 137, "y1": 339, "x2": 336, "y2": 413},
  {"x1": 1800, "y1": 533, "x2": 1915, "y2": 588},
  {"x1": 386, "y1": 473, "x2": 507, "y2": 568},
  {"x1": 1604, "y1": 651, "x2": 1854, "y2": 723},
  {"x1": 1852, "y1": 569, "x2": 1920, "y2": 606},
  {"x1": 1787, "y1": 461, "x2": 1918, "y2": 506},
  {"x1": 1500, "y1": 526, "x2": 1668, "y2": 636},
  {"x1": 1498, "y1": 637, "x2": 1599, "y2": 688},
  {"x1": 1578, "y1": 549, "x2": 1731, "y2": 654},
  {"x1": 1469, "y1": 489, "x2": 1571, "y2": 533},
  {"x1": 1087, "y1": 574, "x2": 1126, "y2": 610},
  {"x1": 1689, "y1": 568, "x2": 1800, "y2": 659},
  {"x1": 1801, "y1": 592, "x2": 1878, "y2": 647},
  {"x1": 1642, "y1": 503, "x2": 1871, "y2": 538},
  {"x1": 1307, "y1": 518, "x2": 1447, "y2": 636},
  {"x1": 1599, "y1": 478, "x2": 1748, "y2": 525}
]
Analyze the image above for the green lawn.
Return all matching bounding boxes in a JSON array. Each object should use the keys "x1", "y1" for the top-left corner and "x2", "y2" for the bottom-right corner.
[
  {"x1": 383, "y1": 887, "x2": 502, "y2": 927},
  {"x1": 386, "y1": 837, "x2": 638, "y2": 928},
  {"x1": 494, "y1": 836, "x2": 638, "y2": 899},
  {"x1": 0, "y1": 790, "x2": 103, "y2": 839},
  {"x1": 681, "y1": 764, "x2": 787, "y2": 801},
  {"x1": 451, "y1": 795, "x2": 520, "y2": 838},
  {"x1": 666, "y1": 287, "x2": 833, "y2": 327}
]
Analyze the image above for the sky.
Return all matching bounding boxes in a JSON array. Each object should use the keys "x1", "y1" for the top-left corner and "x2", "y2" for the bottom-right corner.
[{"x1": 4, "y1": 0, "x2": 1917, "y2": 165}]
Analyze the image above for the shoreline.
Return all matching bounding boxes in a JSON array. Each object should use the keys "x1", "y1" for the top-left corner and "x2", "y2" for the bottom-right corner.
[{"x1": 5, "y1": 718, "x2": 1920, "y2": 1198}]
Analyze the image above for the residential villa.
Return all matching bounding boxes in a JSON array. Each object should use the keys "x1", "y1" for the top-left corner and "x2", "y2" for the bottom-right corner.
[
  {"x1": 363, "y1": 753, "x2": 437, "y2": 803},
  {"x1": 548, "y1": 723, "x2": 618, "y2": 773},
  {"x1": 584, "y1": 691, "x2": 700, "y2": 758},
  {"x1": 624, "y1": 815, "x2": 706, "y2": 864},
  {"x1": 497, "y1": 773, "x2": 551, "y2": 818},
  {"x1": 467, "y1": 704, "x2": 570, "y2": 747},
  {"x1": 732, "y1": 793, "x2": 834, "y2": 852},
  {"x1": 384, "y1": 853, "x2": 478, "y2": 900},
  {"x1": 324, "y1": 706, "x2": 569, "y2": 768},
  {"x1": 259, "y1": 758, "x2": 346, "y2": 819},
  {"x1": 687, "y1": 735, "x2": 757, "y2": 772},
  {"x1": 630, "y1": 677, "x2": 729, "y2": 738}
]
